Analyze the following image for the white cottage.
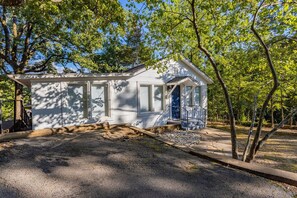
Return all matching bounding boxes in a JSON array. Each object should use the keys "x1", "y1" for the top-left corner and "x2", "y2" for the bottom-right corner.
[{"x1": 9, "y1": 58, "x2": 213, "y2": 130}]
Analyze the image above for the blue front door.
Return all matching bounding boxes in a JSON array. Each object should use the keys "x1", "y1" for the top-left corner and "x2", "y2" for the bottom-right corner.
[{"x1": 171, "y1": 85, "x2": 180, "y2": 120}]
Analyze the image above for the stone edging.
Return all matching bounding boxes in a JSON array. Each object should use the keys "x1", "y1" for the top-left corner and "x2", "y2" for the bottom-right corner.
[{"x1": 129, "y1": 126, "x2": 297, "y2": 187}]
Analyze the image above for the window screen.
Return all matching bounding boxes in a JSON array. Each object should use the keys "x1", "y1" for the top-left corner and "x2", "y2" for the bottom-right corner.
[
  {"x1": 67, "y1": 84, "x2": 88, "y2": 118},
  {"x1": 154, "y1": 85, "x2": 163, "y2": 111},
  {"x1": 91, "y1": 84, "x2": 107, "y2": 117},
  {"x1": 185, "y1": 86, "x2": 193, "y2": 106},
  {"x1": 140, "y1": 85, "x2": 151, "y2": 112},
  {"x1": 194, "y1": 86, "x2": 201, "y2": 106}
]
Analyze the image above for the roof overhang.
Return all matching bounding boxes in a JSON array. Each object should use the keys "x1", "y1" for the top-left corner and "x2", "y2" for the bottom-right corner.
[
  {"x1": 7, "y1": 73, "x2": 133, "y2": 88},
  {"x1": 166, "y1": 76, "x2": 200, "y2": 86}
]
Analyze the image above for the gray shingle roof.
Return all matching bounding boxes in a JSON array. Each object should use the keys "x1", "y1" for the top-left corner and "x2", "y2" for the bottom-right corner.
[{"x1": 124, "y1": 64, "x2": 146, "y2": 73}]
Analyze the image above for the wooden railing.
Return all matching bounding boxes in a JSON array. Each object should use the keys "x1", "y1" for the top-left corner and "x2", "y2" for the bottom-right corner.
[{"x1": 20, "y1": 100, "x2": 31, "y2": 128}]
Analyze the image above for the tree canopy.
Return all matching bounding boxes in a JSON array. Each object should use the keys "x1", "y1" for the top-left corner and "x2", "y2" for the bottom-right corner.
[
  {"x1": 134, "y1": 0, "x2": 297, "y2": 159},
  {"x1": 0, "y1": 0, "x2": 126, "y2": 74}
]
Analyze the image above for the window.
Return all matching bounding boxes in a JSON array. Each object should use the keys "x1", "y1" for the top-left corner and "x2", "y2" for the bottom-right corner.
[
  {"x1": 194, "y1": 86, "x2": 201, "y2": 106},
  {"x1": 185, "y1": 86, "x2": 193, "y2": 106},
  {"x1": 154, "y1": 85, "x2": 164, "y2": 111},
  {"x1": 91, "y1": 84, "x2": 108, "y2": 117},
  {"x1": 140, "y1": 85, "x2": 152, "y2": 112},
  {"x1": 67, "y1": 83, "x2": 109, "y2": 120},
  {"x1": 139, "y1": 84, "x2": 164, "y2": 112},
  {"x1": 67, "y1": 84, "x2": 88, "y2": 118}
]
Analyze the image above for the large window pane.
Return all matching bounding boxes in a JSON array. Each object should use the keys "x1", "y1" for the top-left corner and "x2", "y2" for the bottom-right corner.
[
  {"x1": 194, "y1": 86, "x2": 201, "y2": 106},
  {"x1": 185, "y1": 86, "x2": 193, "y2": 106},
  {"x1": 91, "y1": 84, "x2": 107, "y2": 118},
  {"x1": 140, "y1": 85, "x2": 151, "y2": 112},
  {"x1": 154, "y1": 85, "x2": 163, "y2": 111},
  {"x1": 67, "y1": 84, "x2": 88, "y2": 118}
]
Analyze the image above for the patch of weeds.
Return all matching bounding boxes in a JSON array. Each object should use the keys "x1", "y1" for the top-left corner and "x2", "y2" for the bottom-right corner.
[
  {"x1": 185, "y1": 162, "x2": 199, "y2": 172},
  {"x1": 176, "y1": 161, "x2": 199, "y2": 173},
  {"x1": 280, "y1": 164, "x2": 297, "y2": 173}
]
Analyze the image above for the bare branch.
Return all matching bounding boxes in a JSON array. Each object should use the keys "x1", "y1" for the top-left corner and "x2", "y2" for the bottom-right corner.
[
  {"x1": 11, "y1": 15, "x2": 18, "y2": 63},
  {"x1": 247, "y1": 0, "x2": 280, "y2": 162},
  {"x1": 255, "y1": 109, "x2": 297, "y2": 153},
  {"x1": 268, "y1": 36, "x2": 297, "y2": 46},
  {"x1": 0, "y1": 6, "x2": 11, "y2": 59},
  {"x1": 20, "y1": 23, "x2": 34, "y2": 68},
  {"x1": 24, "y1": 54, "x2": 63, "y2": 73},
  {"x1": 189, "y1": 0, "x2": 238, "y2": 159},
  {"x1": 0, "y1": 52, "x2": 17, "y2": 67},
  {"x1": 242, "y1": 95, "x2": 258, "y2": 162}
]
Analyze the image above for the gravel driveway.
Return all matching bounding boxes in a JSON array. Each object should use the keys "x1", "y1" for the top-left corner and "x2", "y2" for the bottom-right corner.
[{"x1": 0, "y1": 131, "x2": 295, "y2": 198}]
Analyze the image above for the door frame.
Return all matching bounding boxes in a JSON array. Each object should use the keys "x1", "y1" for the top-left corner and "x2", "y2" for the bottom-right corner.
[{"x1": 171, "y1": 85, "x2": 181, "y2": 120}]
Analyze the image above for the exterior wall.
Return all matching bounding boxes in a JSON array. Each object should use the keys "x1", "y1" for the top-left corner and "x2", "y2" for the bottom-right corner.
[
  {"x1": 109, "y1": 80, "x2": 138, "y2": 125},
  {"x1": 31, "y1": 82, "x2": 63, "y2": 129},
  {"x1": 126, "y1": 59, "x2": 208, "y2": 128},
  {"x1": 31, "y1": 59, "x2": 210, "y2": 130}
]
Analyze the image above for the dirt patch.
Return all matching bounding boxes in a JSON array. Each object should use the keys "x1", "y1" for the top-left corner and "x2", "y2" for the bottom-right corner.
[
  {"x1": 209, "y1": 123, "x2": 297, "y2": 173},
  {"x1": 0, "y1": 142, "x2": 14, "y2": 150},
  {"x1": 101, "y1": 125, "x2": 141, "y2": 140}
]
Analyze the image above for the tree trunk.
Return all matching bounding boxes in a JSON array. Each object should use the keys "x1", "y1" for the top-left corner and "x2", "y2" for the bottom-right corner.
[
  {"x1": 290, "y1": 115, "x2": 293, "y2": 128},
  {"x1": 189, "y1": 0, "x2": 238, "y2": 159},
  {"x1": 271, "y1": 97, "x2": 274, "y2": 128},
  {"x1": 0, "y1": 100, "x2": 2, "y2": 133},
  {"x1": 255, "y1": 109, "x2": 297, "y2": 153},
  {"x1": 242, "y1": 95, "x2": 258, "y2": 161},
  {"x1": 246, "y1": 1, "x2": 280, "y2": 162},
  {"x1": 247, "y1": 109, "x2": 251, "y2": 122},
  {"x1": 280, "y1": 89, "x2": 284, "y2": 122},
  {"x1": 13, "y1": 82, "x2": 23, "y2": 131}
]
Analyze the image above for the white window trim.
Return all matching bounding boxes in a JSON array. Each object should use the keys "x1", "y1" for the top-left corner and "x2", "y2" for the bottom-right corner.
[
  {"x1": 184, "y1": 85, "x2": 195, "y2": 107},
  {"x1": 90, "y1": 82, "x2": 110, "y2": 117},
  {"x1": 138, "y1": 83, "x2": 166, "y2": 114},
  {"x1": 184, "y1": 85, "x2": 202, "y2": 107},
  {"x1": 67, "y1": 82, "x2": 89, "y2": 119},
  {"x1": 194, "y1": 86, "x2": 202, "y2": 107},
  {"x1": 153, "y1": 85, "x2": 165, "y2": 113},
  {"x1": 66, "y1": 81, "x2": 110, "y2": 120}
]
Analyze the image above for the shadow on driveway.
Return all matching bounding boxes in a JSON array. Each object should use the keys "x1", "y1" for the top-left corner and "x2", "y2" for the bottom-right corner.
[{"x1": 0, "y1": 131, "x2": 295, "y2": 198}]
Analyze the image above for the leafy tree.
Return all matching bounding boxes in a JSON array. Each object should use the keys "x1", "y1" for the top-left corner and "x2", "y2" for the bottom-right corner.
[
  {"x1": 0, "y1": 74, "x2": 14, "y2": 121},
  {"x1": 137, "y1": 0, "x2": 297, "y2": 160},
  {"x1": 91, "y1": 14, "x2": 153, "y2": 73},
  {"x1": 0, "y1": 0, "x2": 125, "y2": 130},
  {"x1": 142, "y1": 0, "x2": 252, "y2": 159}
]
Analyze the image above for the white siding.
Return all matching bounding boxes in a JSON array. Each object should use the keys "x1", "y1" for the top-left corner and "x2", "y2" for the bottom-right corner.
[
  {"x1": 31, "y1": 59, "x2": 210, "y2": 130},
  {"x1": 31, "y1": 82, "x2": 63, "y2": 130}
]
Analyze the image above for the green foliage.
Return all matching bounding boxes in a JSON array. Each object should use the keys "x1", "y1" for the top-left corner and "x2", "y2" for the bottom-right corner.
[
  {"x1": 136, "y1": 0, "x2": 297, "y2": 124},
  {"x1": 0, "y1": 75, "x2": 14, "y2": 120},
  {"x1": 90, "y1": 13, "x2": 153, "y2": 73},
  {"x1": 0, "y1": 0, "x2": 126, "y2": 74}
]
